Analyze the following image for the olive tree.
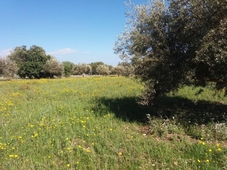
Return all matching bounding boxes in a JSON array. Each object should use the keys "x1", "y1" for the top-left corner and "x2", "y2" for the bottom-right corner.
[
  {"x1": 89, "y1": 62, "x2": 104, "y2": 75},
  {"x1": 96, "y1": 64, "x2": 110, "y2": 76},
  {"x1": 0, "y1": 57, "x2": 18, "y2": 77},
  {"x1": 115, "y1": 0, "x2": 227, "y2": 105},
  {"x1": 73, "y1": 63, "x2": 92, "y2": 75},
  {"x1": 118, "y1": 62, "x2": 134, "y2": 76},
  {"x1": 43, "y1": 57, "x2": 64, "y2": 78},
  {"x1": 111, "y1": 66, "x2": 124, "y2": 76}
]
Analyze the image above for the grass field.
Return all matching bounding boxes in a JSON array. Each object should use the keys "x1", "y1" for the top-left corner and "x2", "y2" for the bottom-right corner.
[{"x1": 0, "y1": 77, "x2": 226, "y2": 170}]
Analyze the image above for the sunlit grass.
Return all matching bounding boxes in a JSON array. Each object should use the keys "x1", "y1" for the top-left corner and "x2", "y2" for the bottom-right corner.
[
  {"x1": 0, "y1": 77, "x2": 226, "y2": 169},
  {"x1": 173, "y1": 85, "x2": 227, "y2": 104}
]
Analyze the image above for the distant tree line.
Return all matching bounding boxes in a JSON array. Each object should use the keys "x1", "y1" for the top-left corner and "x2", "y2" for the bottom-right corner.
[{"x1": 0, "y1": 45, "x2": 133, "y2": 79}]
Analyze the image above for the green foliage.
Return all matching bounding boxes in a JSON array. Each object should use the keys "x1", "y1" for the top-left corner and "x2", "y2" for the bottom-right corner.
[
  {"x1": 73, "y1": 63, "x2": 92, "y2": 75},
  {"x1": 118, "y1": 62, "x2": 134, "y2": 76},
  {"x1": 89, "y1": 62, "x2": 104, "y2": 75},
  {"x1": 8, "y1": 45, "x2": 51, "y2": 79},
  {"x1": 43, "y1": 57, "x2": 64, "y2": 78},
  {"x1": 115, "y1": 0, "x2": 227, "y2": 105},
  {"x1": 0, "y1": 57, "x2": 18, "y2": 77},
  {"x1": 8, "y1": 45, "x2": 28, "y2": 67},
  {"x1": 111, "y1": 62, "x2": 134, "y2": 76},
  {"x1": 96, "y1": 64, "x2": 110, "y2": 75},
  {"x1": 111, "y1": 65, "x2": 124, "y2": 76},
  {"x1": 18, "y1": 62, "x2": 44, "y2": 79},
  {"x1": 62, "y1": 61, "x2": 74, "y2": 77}
]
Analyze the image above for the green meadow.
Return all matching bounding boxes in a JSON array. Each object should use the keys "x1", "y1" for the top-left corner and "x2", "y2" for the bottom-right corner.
[{"x1": 0, "y1": 77, "x2": 226, "y2": 170}]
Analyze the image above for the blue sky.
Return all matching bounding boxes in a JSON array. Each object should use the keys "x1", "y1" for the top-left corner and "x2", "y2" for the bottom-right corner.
[{"x1": 0, "y1": 0, "x2": 147, "y2": 66}]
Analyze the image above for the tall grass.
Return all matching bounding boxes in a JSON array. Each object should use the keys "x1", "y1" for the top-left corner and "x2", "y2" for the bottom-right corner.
[{"x1": 0, "y1": 77, "x2": 226, "y2": 169}]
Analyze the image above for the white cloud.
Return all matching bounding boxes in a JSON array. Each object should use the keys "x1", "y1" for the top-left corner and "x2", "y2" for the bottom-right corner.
[
  {"x1": 0, "y1": 49, "x2": 11, "y2": 57},
  {"x1": 48, "y1": 48, "x2": 78, "y2": 55}
]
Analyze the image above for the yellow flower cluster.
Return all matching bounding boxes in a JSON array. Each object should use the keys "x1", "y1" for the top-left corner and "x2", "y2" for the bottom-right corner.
[
  {"x1": 197, "y1": 139, "x2": 223, "y2": 164},
  {"x1": 0, "y1": 142, "x2": 7, "y2": 150},
  {"x1": 9, "y1": 154, "x2": 19, "y2": 158}
]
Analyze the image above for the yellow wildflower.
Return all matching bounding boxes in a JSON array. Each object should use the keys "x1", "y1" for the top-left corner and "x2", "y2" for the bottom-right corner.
[{"x1": 9, "y1": 154, "x2": 18, "y2": 158}]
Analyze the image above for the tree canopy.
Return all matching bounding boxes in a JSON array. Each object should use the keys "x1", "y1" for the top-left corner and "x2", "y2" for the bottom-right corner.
[
  {"x1": 96, "y1": 64, "x2": 110, "y2": 76},
  {"x1": 0, "y1": 57, "x2": 18, "y2": 77},
  {"x1": 62, "y1": 61, "x2": 75, "y2": 77},
  {"x1": 73, "y1": 63, "x2": 92, "y2": 75},
  {"x1": 43, "y1": 57, "x2": 64, "y2": 78},
  {"x1": 8, "y1": 45, "x2": 67, "y2": 79},
  {"x1": 89, "y1": 62, "x2": 105, "y2": 75},
  {"x1": 114, "y1": 0, "x2": 227, "y2": 105}
]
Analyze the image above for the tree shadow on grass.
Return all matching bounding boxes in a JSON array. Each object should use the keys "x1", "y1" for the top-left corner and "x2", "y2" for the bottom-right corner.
[
  {"x1": 92, "y1": 97, "x2": 149, "y2": 122},
  {"x1": 153, "y1": 96, "x2": 227, "y2": 125},
  {"x1": 94, "y1": 96, "x2": 227, "y2": 124}
]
